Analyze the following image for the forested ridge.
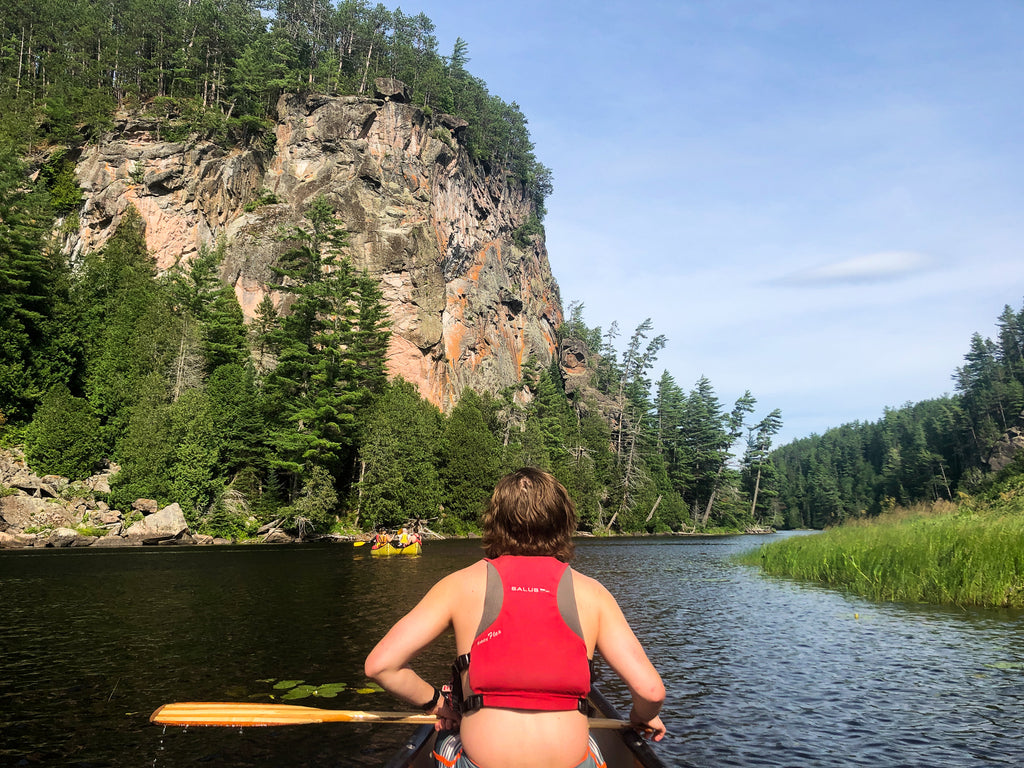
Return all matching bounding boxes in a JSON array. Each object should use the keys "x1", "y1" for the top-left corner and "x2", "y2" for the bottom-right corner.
[
  {"x1": 0, "y1": 0, "x2": 788, "y2": 539},
  {"x1": 0, "y1": 0, "x2": 552, "y2": 215},
  {"x1": 773, "y1": 301, "x2": 1024, "y2": 529}
]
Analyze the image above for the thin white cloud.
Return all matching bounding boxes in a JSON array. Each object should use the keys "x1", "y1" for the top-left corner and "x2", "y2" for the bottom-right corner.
[{"x1": 778, "y1": 251, "x2": 935, "y2": 285}]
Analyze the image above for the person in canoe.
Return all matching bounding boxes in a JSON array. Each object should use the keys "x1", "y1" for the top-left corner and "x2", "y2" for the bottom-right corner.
[
  {"x1": 374, "y1": 528, "x2": 391, "y2": 548},
  {"x1": 398, "y1": 527, "x2": 411, "y2": 548},
  {"x1": 365, "y1": 467, "x2": 666, "y2": 768}
]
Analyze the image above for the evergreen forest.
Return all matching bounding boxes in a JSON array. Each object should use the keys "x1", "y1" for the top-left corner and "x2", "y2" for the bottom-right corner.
[
  {"x1": 0, "y1": 0, "x2": 552, "y2": 214},
  {"x1": 772, "y1": 302, "x2": 1024, "y2": 529},
  {"x1": 0, "y1": 0, "x2": 787, "y2": 539}
]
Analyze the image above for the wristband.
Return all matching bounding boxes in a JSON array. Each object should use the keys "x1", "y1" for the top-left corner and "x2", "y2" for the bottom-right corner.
[{"x1": 421, "y1": 686, "x2": 441, "y2": 712}]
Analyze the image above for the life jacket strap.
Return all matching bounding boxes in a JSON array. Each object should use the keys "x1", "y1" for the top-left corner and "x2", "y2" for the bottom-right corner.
[
  {"x1": 460, "y1": 693, "x2": 588, "y2": 714},
  {"x1": 452, "y1": 653, "x2": 591, "y2": 713}
]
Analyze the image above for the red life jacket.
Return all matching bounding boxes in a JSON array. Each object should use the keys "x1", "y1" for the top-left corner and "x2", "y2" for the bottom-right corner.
[{"x1": 454, "y1": 555, "x2": 591, "y2": 712}]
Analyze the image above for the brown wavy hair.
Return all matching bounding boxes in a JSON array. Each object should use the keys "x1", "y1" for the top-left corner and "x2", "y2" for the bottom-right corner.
[{"x1": 481, "y1": 467, "x2": 576, "y2": 562}]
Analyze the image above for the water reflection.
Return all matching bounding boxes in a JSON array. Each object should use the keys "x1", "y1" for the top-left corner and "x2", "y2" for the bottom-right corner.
[{"x1": 1, "y1": 536, "x2": 1023, "y2": 766}]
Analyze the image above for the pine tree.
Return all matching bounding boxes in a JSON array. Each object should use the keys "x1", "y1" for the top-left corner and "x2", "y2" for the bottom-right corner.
[
  {"x1": 742, "y1": 408, "x2": 782, "y2": 523},
  {"x1": 357, "y1": 378, "x2": 443, "y2": 530},
  {"x1": 0, "y1": 151, "x2": 53, "y2": 420},
  {"x1": 76, "y1": 209, "x2": 177, "y2": 449},
  {"x1": 167, "y1": 388, "x2": 220, "y2": 527},
  {"x1": 24, "y1": 385, "x2": 103, "y2": 479},
  {"x1": 207, "y1": 363, "x2": 269, "y2": 483},
  {"x1": 262, "y1": 195, "x2": 390, "y2": 499},
  {"x1": 438, "y1": 389, "x2": 501, "y2": 531}
]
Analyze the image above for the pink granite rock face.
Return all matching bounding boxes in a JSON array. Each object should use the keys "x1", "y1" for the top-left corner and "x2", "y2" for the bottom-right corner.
[{"x1": 65, "y1": 80, "x2": 563, "y2": 412}]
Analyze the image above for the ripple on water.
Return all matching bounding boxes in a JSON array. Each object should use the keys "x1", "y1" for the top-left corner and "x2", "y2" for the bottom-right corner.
[
  {"x1": 3, "y1": 537, "x2": 1024, "y2": 766},
  {"x1": 577, "y1": 535, "x2": 1024, "y2": 767}
]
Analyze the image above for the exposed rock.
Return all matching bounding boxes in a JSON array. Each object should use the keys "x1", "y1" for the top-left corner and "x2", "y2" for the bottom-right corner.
[
  {"x1": 65, "y1": 81, "x2": 563, "y2": 412},
  {"x1": 0, "y1": 496, "x2": 49, "y2": 529},
  {"x1": 559, "y1": 338, "x2": 591, "y2": 396},
  {"x1": 91, "y1": 536, "x2": 134, "y2": 548},
  {"x1": 156, "y1": 531, "x2": 196, "y2": 545},
  {"x1": 987, "y1": 423, "x2": 1024, "y2": 472},
  {"x1": 84, "y1": 469, "x2": 115, "y2": 494},
  {"x1": 8, "y1": 471, "x2": 61, "y2": 498},
  {"x1": 557, "y1": 339, "x2": 619, "y2": 421},
  {"x1": 132, "y1": 498, "x2": 159, "y2": 515},
  {"x1": 374, "y1": 77, "x2": 411, "y2": 103},
  {"x1": 0, "y1": 496, "x2": 75, "y2": 530},
  {"x1": 263, "y1": 529, "x2": 296, "y2": 544},
  {"x1": 0, "y1": 530, "x2": 31, "y2": 548},
  {"x1": 91, "y1": 510, "x2": 122, "y2": 526},
  {"x1": 45, "y1": 527, "x2": 80, "y2": 548},
  {"x1": 123, "y1": 503, "x2": 188, "y2": 541}
]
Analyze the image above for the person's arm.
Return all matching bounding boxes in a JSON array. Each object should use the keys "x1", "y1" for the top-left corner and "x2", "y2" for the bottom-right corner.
[
  {"x1": 364, "y1": 573, "x2": 461, "y2": 728},
  {"x1": 590, "y1": 580, "x2": 667, "y2": 741}
]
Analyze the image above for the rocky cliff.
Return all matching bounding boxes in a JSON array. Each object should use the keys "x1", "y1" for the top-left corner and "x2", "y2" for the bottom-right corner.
[{"x1": 64, "y1": 78, "x2": 563, "y2": 410}]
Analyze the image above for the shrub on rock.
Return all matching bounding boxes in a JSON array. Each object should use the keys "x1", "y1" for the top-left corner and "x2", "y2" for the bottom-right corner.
[{"x1": 24, "y1": 385, "x2": 104, "y2": 480}]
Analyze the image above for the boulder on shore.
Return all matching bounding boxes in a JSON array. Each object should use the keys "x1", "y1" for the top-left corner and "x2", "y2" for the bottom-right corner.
[{"x1": 123, "y1": 503, "x2": 188, "y2": 542}]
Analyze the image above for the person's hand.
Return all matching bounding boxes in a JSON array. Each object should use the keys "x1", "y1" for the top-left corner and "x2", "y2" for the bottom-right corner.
[
  {"x1": 430, "y1": 697, "x2": 461, "y2": 732},
  {"x1": 629, "y1": 708, "x2": 666, "y2": 742}
]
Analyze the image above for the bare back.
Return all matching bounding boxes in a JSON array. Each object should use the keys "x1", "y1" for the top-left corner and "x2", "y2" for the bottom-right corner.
[
  {"x1": 367, "y1": 558, "x2": 663, "y2": 768},
  {"x1": 446, "y1": 561, "x2": 650, "y2": 768}
]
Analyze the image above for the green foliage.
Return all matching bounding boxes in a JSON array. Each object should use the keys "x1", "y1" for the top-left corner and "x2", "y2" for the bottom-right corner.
[
  {"x1": 39, "y1": 150, "x2": 84, "y2": 214},
  {"x1": 357, "y1": 378, "x2": 443, "y2": 530},
  {"x1": 0, "y1": 149, "x2": 54, "y2": 420},
  {"x1": 438, "y1": 389, "x2": 501, "y2": 528},
  {"x1": 774, "y1": 300, "x2": 1024, "y2": 527},
  {"x1": 0, "y1": 0, "x2": 552, "y2": 216},
  {"x1": 244, "y1": 188, "x2": 281, "y2": 212},
  {"x1": 263, "y1": 195, "x2": 391, "y2": 499},
  {"x1": 77, "y1": 209, "x2": 176, "y2": 447},
  {"x1": 167, "y1": 389, "x2": 221, "y2": 527},
  {"x1": 76, "y1": 524, "x2": 110, "y2": 538},
  {"x1": 738, "y1": 499, "x2": 1024, "y2": 608},
  {"x1": 108, "y1": 377, "x2": 175, "y2": 511},
  {"x1": 24, "y1": 385, "x2": 103, "y2": 479},
  {"x1": 289, "y1": 464, "x2": 339, "y2": 534},
  {"x1": 195, "y1": 499, "x2": 253, "y2": 540}
]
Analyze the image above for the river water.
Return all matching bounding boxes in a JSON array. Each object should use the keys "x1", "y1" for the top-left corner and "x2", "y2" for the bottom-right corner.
[{"x1": 2, "y1": 534, "x2": 1023, "y2": 767}]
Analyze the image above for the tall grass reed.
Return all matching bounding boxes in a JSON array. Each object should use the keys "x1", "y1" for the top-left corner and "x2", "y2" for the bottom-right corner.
[{"x1": 737, "y1": 499, "x2": 1024, "y2": 608}]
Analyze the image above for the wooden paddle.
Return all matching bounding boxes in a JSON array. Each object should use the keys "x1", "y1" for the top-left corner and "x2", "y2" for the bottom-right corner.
[{"x1": 150, "y1": 702, "x2": 632, "y2": 729}]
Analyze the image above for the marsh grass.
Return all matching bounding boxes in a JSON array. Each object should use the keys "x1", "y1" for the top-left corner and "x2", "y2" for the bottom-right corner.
[{"x1": 737, "y1": 497, "x2": 1024, "y2": 608}]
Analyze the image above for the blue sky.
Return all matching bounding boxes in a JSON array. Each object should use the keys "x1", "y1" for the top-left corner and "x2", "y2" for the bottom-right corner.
[{"x1": 405, "y1": 0, "x2": 1024, "y2": 446}]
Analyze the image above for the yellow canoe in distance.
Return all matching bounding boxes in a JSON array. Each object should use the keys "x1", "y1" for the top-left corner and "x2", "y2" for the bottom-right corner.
[{"x1": 370, "y1": 541, "x2": 422, "y2": 556}]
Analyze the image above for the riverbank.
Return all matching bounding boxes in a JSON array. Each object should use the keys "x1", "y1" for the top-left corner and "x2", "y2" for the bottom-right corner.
[
  {"x1": 737, "y1": 495, "x2": 1024, "y2": 608},
  {"x1": 0, "y1": 447, "x2": 771, "y2": 549}
]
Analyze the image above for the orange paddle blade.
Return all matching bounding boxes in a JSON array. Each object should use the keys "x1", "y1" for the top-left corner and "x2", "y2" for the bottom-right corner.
[{"x1": 150, "y1": 702, "x2": 437, "y2": 727}]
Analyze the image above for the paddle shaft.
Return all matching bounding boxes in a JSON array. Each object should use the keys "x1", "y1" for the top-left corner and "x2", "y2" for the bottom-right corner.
[{"x1": 151, "y1": 702, "x2": 630, "y2": 729}]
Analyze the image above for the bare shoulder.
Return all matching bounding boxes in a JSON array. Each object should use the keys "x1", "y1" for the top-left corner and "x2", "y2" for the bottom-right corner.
[
  {"x1": 432, "y1": 559, "x2": 488, "y2": 596},
  {"x1": 569, "y1": 568, "x2": 617, "y2": 606}
]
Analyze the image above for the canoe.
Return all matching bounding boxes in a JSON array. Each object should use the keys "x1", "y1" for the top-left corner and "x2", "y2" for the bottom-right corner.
[
  {"x1": 382, "y1": 684, "x2": 665, "y2": 768},
  {"x1": 371, "y1": 541, "x2": 423, "y2": 556}
]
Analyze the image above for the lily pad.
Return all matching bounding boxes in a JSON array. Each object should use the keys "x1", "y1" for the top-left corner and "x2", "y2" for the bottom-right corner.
[
  {"x1": 273, "y1": 679, "x2": 305, "y2": 690},
  {"x1": 312, "y1": 683, "x2": 347, "y2": 698},
  {"x1": 281, "y1": 684, "x2": 320, "y2": 700}
]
